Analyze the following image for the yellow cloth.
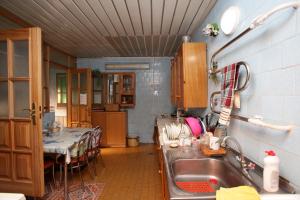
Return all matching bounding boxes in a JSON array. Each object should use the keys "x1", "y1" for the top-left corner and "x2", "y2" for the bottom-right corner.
[{"x1": 216, "y1": 186, "x2": 260, "y2": 200}]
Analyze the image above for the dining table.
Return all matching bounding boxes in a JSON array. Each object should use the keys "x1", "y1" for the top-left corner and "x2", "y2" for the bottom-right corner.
[{"x1": 43, "y1": 127, "x2": 94, "y2": 199}]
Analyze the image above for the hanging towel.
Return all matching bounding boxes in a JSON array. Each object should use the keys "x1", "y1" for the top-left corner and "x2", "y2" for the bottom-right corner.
[
  {"x1": 216, "y1": 186, "x2": 260, "y2": 200},
  {"x1": 218, "y1": 63, "x2": 240, "y2": 126}
]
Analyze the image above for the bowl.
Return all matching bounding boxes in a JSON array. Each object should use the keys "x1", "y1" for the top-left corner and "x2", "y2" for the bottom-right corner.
[{"x1": 185, "y1": 117, "x2": 202, "y2": 137}]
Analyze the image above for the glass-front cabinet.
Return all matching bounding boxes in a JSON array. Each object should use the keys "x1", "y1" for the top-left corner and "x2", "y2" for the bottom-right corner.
[
  {"x1": 120, "y1": 73, "x2": 135, "y2": 107},
  {"x1": 92, "y1": 73, "x2": 104, "y2": 109},
  {"x1": 92, "y1": 72, "x2": 136, "y2": 110}
]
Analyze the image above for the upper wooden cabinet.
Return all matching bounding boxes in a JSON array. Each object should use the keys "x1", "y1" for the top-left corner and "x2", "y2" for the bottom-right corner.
[
  {"x1": 92, "y1": 72, "x2": 136, "y2": 110},
  {"x1": 171, "y1": 42, "x2": 207, "y2": 109}
]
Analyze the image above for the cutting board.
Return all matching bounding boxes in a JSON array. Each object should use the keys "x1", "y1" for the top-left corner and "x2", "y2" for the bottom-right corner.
[{"x1": 200, "y1": 144, "x2": 226, "y2": 157}]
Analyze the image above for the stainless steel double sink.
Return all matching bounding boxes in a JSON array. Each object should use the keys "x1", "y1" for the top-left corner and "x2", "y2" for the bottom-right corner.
[
  {"x1": 164, "y1": 147, "x2": 260, "y2": 199},
  {"x1": 172, "y1": 158, "x2": 259, "y2": 193}
]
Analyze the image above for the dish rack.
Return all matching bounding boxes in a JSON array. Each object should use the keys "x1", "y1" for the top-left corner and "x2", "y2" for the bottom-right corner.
[
  {"x1": 162, "y1": 122, "x2": 191, "y2": 144},
  {"x1": 208, "y1": 2, "x2": 298, "y2": 133}
]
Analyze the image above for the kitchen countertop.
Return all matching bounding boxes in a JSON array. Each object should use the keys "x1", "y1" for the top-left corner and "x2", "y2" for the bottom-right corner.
[{"x1": 156, "y1": 116, "x2": 300, "y2": 200}]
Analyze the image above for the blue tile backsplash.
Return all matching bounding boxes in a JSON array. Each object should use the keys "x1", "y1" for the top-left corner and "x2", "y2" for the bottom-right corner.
[
  {"x1": 77, "y1": 57, "x2": 174, "y2": 143},
  {"x1": 192, "y1": 0, "x2": 300, "y2": 189}
]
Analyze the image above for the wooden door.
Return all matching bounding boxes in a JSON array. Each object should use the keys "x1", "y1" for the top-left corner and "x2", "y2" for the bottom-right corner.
[
  {"x1": 0, "y1": 28, "x2": 44, "y2": 196},
  {"x1": 68, "y1": 68, "x2": 92, "y2": 127}
]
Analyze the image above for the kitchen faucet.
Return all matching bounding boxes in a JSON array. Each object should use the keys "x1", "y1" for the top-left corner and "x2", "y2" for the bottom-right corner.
[{"x1": 220, "y1": 136, "x2": 255, "y2": 180}]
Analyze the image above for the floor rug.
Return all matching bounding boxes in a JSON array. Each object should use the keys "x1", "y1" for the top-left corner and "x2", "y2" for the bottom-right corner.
[{"x1": 43, "y1": 182, "x2": 105, "y2": 200}]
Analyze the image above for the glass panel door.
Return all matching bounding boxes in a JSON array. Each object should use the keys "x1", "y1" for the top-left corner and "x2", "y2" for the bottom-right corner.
[
  {"x1": 0, "y1": 40, "x2": 8, "y2": 117},
  {"x1": 71, "y1": 73, "x2": 78, "y2": 105},
  {"x1": 0, "y1": 41, "x2": 7, "y2": 77},
  {"x1": 79, "y1": 72, "x2": 87, "y2": 105},
  {"x1": 12, "y1": 40, "x2": 30, "y2": 118},
  {"x1": 13, "y1": 40, "x2": 29, "y2": 77},
  {"x1": 13, "y1": 81, "x2": 29, "y2": 118},
  {"x1": 0, "y1": 82, "x2": 8, "y2": 117}
]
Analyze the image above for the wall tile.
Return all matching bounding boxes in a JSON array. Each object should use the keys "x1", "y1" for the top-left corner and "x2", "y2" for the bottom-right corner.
[
  {"x1": 261, "y1": 96, "x2": 284, "y2": 121},
  {"x1": 294, "y1": 66, "x2": 300, "y2": 95},
  {"x1": 192, "y1": 0, "x2": 300, "y2": 187},
  {"x1": 264, "y1": 69, "x2": 294, "y2": 96},
  {"x1": 283, "y1": 96, "x2": 300, "y2": 126},
  {"x1": 282, "y1": 35, "x2": 300, "y2": 67}
]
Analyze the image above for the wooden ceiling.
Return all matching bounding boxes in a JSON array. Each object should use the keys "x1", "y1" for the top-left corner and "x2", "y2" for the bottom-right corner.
[{"x1": 0, "y1": 0, "x2": 216, "y2": 57}]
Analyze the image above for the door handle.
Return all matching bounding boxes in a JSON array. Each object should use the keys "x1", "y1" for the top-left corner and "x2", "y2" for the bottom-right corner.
[
  {"x1": 31, "y1": 102, "x2": 36, "y2": 125},
  {"x1": 23, "y1": 103, "x2": 36, "y2": 125}
]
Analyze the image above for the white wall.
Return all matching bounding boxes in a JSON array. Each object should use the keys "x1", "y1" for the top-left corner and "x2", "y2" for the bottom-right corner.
[{"x1": 192, "y1": 0, "x2": 300, "y2": 189}]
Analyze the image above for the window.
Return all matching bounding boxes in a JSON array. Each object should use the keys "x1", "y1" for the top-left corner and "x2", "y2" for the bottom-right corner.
[{"x1": 56, "y1": 73, "x2": 67, "y2": 106}]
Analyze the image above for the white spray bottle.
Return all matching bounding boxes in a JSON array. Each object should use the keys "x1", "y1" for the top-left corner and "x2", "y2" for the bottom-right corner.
[{"x1": 263, "y1": 150, "x2": 280, "y2": 192}]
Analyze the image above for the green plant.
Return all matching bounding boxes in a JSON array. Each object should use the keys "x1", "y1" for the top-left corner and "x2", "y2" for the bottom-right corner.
[{"x1": 203, "y1": 23, "x2": 220, "y2": 37}]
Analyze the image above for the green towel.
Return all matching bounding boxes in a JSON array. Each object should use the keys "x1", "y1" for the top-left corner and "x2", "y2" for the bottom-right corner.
[{"x1": 216, "y1": 186, "x2": 260, "y2": 200}]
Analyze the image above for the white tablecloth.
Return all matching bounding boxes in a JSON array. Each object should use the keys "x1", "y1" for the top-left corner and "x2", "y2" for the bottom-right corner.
[
  {"x1": 0, "y1": 193, "x2": 26, "y2": 200},
  {"x1": 43, "y1": 128, "x2": 93, "y2": 163}
]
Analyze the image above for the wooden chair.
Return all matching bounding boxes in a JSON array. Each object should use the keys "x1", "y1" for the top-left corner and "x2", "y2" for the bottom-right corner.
[
  {"x1": 57, "y1": 131, "x2": 93, "y2": 191},
  {"x1": 44, "y1": 156, "x2": 56, "y2": 189},
  {"x1": 87, "y1": 126, "x2": 105, "y2": 176}
]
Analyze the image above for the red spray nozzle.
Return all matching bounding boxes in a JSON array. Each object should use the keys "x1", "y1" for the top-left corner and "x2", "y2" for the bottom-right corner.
[{"x1": 265, "y1": 150, "x2": 276, "y2": 156}]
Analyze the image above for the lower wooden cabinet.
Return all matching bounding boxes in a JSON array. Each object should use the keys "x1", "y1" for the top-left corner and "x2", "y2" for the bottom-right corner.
[
  {"x1": 92, "y1": 111, "x2": 127, "y2": 147},
  {"x1": 158, "y1": 147, "x2": 170, "y2": 200}
]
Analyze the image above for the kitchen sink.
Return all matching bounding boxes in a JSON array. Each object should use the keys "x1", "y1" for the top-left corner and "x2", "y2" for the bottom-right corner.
[{"x1": 170, "y1": 158, "x2": 260, "y2": 194}]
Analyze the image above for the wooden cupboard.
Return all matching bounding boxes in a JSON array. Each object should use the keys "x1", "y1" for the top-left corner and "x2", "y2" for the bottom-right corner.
[
  {"x1": 91, "y1": 111, "x2": 127, "y2": 147},
  {"x1": 171, "y1": 42, "x2": 207, "y2": 109}
]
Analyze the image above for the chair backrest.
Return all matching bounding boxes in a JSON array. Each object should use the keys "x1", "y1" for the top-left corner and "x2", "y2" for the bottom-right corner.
[
  {"x1": 69, "y1": 131, "x2": 91, "y2": 158},
  {"x1": 91, "y1": 126, "x2": 103, "y2": 149}
]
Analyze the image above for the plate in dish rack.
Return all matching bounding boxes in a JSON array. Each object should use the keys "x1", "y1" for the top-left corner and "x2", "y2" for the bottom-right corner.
[{"x1": 169, "y1": 143, "x2": 179, "y2": 148}]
